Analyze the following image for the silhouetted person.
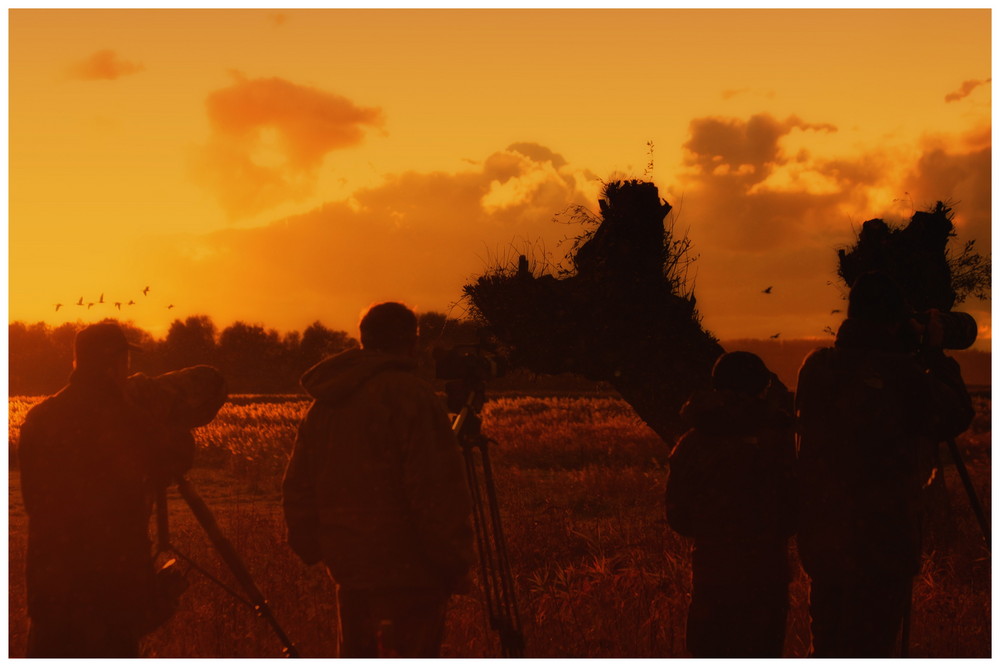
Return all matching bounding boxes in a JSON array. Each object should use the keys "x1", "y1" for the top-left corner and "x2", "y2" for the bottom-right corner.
[
  {"x1": 18, "y1": 321, "x2": 226, "y2": 657},
  {"x1": 796, "y1": 272, "x2": 973, "y2": 657},
  {"x1": 283, "y1": 302, "x2": 475, "y2": 658},
  {"x1": 666, "y1": 351, "x2": 795, "y2": 657}
]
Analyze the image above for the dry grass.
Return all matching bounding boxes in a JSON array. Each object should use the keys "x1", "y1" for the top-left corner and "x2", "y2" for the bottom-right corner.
[{"x1": 7, "y1": 393, "x2": 991, "y2": 657}]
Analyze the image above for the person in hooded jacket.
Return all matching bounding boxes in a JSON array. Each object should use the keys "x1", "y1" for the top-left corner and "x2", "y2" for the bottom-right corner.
[
  {"x1": 282, "y1": 302, "x2": 475, "y2": 658},
  {"x1": 796, "y1": 271, "x2": 973, "y2": 657},
  {"x1": 666, "y1": 351, "x2": 796, "y2": 658}
]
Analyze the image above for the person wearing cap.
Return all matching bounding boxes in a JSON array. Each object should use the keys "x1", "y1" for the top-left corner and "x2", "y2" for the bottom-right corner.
[
  {"x1": 795, "y1": 271, "x2": 974, "y2": 657},
  {"x1": 665, "y1": 351, "x2": 796, "y2": 657},
  {"x1": 282, "y1": 302, "x2": 475, "y2": 657},
  {"x1": 18, "y1": 320, "x2": 226, "y2": 657}
]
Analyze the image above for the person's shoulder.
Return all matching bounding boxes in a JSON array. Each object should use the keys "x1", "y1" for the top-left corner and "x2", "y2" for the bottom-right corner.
[
  {"x1": 369, "y1": 365, "x2": 435, "y2": 395},
  {"x1": 802, "y1": 345, "x2": 837, "y2": 365},
  {"x1": 24, "y1": 387, "x2": 71, "y2": 420}
]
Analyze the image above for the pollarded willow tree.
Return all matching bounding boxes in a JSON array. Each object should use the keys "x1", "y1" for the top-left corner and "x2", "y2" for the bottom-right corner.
[
  {"x1": 837, "y1": 200, "x2": 991, "y2": 312},
  {"x1": 464, "y1": 179, "x2": 723, "y2": 443}
]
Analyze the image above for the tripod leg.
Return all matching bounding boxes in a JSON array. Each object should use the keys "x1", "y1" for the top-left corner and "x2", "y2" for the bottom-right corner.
[
  {"x1": 477, "y1": 442, "x2": 524, "y2": 658},
  {"x1": 155, "y1": 486, "x2": 171, "y2": 554},
  {"x1": 945, "y1": 439, "x2": 991, "y2": 551},
  {"x1": 900, "y1": 579, "x2": 912, "y2": 657},
  {"x1": 174, "y1": 476, "x2": 301, "y2": 657},
  {"x1": 462, "y1": 445, "x2": 503, "y2": 630}
]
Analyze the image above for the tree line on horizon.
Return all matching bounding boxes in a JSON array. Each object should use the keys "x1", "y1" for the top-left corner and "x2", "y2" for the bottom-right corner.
[
  {"x1": 8, "y1": 313, "x2": 479, "y2": 396},
  {"x1": 9, "y1": 315, "x2": 990, "y2": 397}
]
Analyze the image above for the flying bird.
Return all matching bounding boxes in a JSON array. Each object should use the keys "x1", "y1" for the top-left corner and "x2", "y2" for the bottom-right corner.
[
  {"x1": 831, "y1": 309, "x2": 841, "y2": 314},
  {"x1": 99, "y1": 293, "x2": 105, "y2": 304},
  {"x1": 167, "y1": 304, "x2": 175, "y2": 309},
  {"x1": 127, "y1": 300, "x2": 135, "y2": 306},
  {"x1": 55, "y1": 303, "x2": 63, "y2": 312},
  {"x1": 143, "y1": 286, "x2": 150, "y2": 296},
  {"x1": 762, "y1": 286, "x2": 773, "y2": 294},
  {"x1": 75, "y1": 297, "x2": 83, "y2": 306},
  {"x1": 114, "y1": 302, "x2": 122, "y2": 310},
  {"x1": 770, "y1": 333, "x2": 781, "y2": 339},
  {"x1": 87, "y1": 302, "x2": 95, "y2": 309}
]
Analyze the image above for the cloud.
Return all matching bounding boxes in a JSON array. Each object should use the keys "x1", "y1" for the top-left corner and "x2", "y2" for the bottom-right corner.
[
  {"x1": 672, "y1": 112, "x2": 991, "y2": 341},
  {"x1": 155, "y1": 122, "x2": 990, "y2": 343},
  {"x1": 901, "y1": 127, "x2": 991, "y2": 249},
  {"x1": 945, "y1": 78, "x2": 991, "y2": 103},
  {"x1": 721, "y1": 88, "x2": 776, "y2": 101},
  {"x1": 677, "y1": 113, "x2": 850, "y2": 252},
  {"x1": 153, "y1": 144, "x2": 598, "y2": 330},
  {"x1": 193, "y1": 75, "x2": 384, "y2": 219},
  {"x1": 68, "y1": 49, "x2": 144, "y2": 81}
]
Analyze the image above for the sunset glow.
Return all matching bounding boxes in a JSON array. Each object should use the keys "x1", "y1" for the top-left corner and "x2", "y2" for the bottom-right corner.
[{"x1": 9, "y1": 8, "x2": 992, "y2": 346}]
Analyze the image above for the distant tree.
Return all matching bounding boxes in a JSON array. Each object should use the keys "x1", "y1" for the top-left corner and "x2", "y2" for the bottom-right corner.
[
  {"x1": 164, "y1": 315, "x2": 218, "y2": 369},
  {"x1": 299, "y1": 321, "x2": 356, "y2": 368},
  {"x1": 10, "y1": 322, "x2": 63, "y2": 395},
  {"x1": 218, "y1": 321, "x2": 288, "y2": 393}
]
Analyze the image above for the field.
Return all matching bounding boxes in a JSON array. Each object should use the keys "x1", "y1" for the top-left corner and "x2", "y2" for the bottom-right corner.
[{"x1": 8, "y1": 392, "x2": 992, "y2": 658}]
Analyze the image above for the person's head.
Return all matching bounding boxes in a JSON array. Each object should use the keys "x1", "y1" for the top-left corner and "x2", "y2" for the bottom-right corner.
[
  {"x1": 359, "y1": 302, "x2": 418, "y2": 355},
  {"x1": 847, "y1": 271, "x2": 909, "y2": 326},
  {"x1": 711, "y1": 351, "x2": 771, "y2": 398},
  {"x1": 73, "y1": 320, "x2": 141, "y2": 384}
]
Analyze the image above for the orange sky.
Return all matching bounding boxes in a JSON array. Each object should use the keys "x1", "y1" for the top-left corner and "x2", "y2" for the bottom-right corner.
[{"x1": 8, "y1": 8, "x2": 993, "y2": 348}]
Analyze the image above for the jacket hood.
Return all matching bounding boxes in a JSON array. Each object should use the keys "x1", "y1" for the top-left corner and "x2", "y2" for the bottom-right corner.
[{"x1": 301, "y1": 347, "x2": 418, "y2": 404}]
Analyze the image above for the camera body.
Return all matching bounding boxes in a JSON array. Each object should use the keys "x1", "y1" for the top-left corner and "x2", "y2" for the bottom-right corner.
[
  {"x1": 434, "y1": 344, "x2": 507, "y2": 383},
  {"x1": 910, "y1": 310, "x2": 978, "y2": 351},
  {"x1": 434, "y1": 344, "x2": 506, "y2": 415}
]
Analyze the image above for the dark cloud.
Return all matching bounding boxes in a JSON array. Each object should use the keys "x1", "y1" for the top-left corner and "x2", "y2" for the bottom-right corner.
[
  {"x1": 194, "y1": 75, "x2": 384, "y2": 219},
  {"x1": 677, "y1": 113, "x2": 849, "y2": 252},
  {"x1": 683, "y1": 114, "x2": 836, "y2": 185},
  {"x1": 156, "y1": 144, "x2": 596, "y2": 330},
  {"x1": 505, "y1": 143, "x2": 568, "y2": 168},
  {"x1": 945, "y1": 78, "x2": 991, "y2": 103},
  {"x1": 68, "y1": 49, "x2": 144, "y2": 81}
]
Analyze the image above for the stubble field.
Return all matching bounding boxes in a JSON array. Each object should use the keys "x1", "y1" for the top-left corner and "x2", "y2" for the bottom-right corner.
[{"x1": 7, "y1": 392, "x2": 992, "y2": 657}]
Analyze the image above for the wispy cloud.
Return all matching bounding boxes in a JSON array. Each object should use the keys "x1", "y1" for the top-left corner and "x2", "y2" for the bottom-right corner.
[
  {"x1": 945, "y1": 78, "x2": 991, "y2": 103},
  {"x1": 193, "y1": 74, "x2": 384, "y2": 219},
  {"x1": 721, "y1": 88, "x2": 776, "y2": 101},
  {"x1": 68, "y1": 49, "x2": 144, "y2": 81}
]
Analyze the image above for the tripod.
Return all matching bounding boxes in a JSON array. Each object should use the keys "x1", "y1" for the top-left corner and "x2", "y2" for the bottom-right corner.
[
  {"x1": 899, "y1": 436, "x2": 990, "y2": 657},
  {"x1": 449, "y1": 379, "x2": 525, "y2": 658},
  {"x1": 154, "y1": 477, "x2": 300, "y2": 658}
]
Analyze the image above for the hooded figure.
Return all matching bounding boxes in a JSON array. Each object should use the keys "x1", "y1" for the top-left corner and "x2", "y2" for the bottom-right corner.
[
  {"x1": 282, "y1": 302, "x2": 474, "y2": 658},
  {"x1": 666, "y1": 351, "x2": 795, "y2": 658}
]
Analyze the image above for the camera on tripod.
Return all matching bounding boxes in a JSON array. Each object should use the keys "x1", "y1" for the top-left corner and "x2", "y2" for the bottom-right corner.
[
  {"x1": 434, "y1": 344, "x2": 507, "y2": 413},
  {"x1": 910, "y1": 310, "x2": 978, "y2": 351},
  {"x1": 434, "y1": 343, "x2": 507, "y2": 382}
]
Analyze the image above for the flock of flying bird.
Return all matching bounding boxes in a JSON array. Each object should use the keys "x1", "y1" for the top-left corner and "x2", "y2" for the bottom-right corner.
[
  {"x1": 54, "y1": 286, "x2": 174, "y2": 313},
  {"x1": 50, "y1": 283, "x2": 840, "y2": 338}
]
